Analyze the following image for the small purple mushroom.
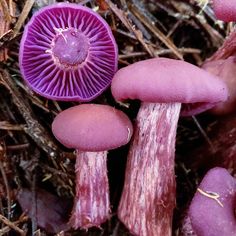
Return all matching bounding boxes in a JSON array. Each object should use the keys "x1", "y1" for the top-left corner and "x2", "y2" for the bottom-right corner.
[
  {"x1": 52, "y1": 104, "x2": 133, "y2": 229},
  {"x1": 19, "y1": 3, "x2": 118, "y2": 101},
  {"x1": 111, "y1": 58, "x2": 228, "y2": 236},
  {"x1": 182, "y1": 167, "x2": 236, "y2": 236}
]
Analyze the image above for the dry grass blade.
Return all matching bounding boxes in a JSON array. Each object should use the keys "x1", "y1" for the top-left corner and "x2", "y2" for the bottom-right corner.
[
  {"x1": 13, "y1": 0, "x2": 35, "y2": 37},
  {"x1": 0, "y1": 121, "x2": 26, "y2": 131},
  {"x1": 0, "y1": 214, "x2": 26, "y2": 235},
  {"x1": 129, "y1": 3, "x2": 184, "y2": 60},
  {"x1": 0, "y1": 144, "x2": 11, "y2": 220},
  {"x1": 0, "y1": 0, "x2": 11, "y2": 22},
  {"x1": 0, "y1": 0, "x2": 11, "y2": 61},
  {"x1": 105, "y1": 0, "x2": 154, "y2": 57}
]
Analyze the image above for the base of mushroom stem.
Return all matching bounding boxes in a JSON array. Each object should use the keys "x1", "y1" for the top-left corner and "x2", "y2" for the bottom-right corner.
[
  {"x1": 69, "y1": 151, "x2": 110, "y2": 229},
  {"x1": 118, "y1": 102, "x2": 181, "y2": 236}
]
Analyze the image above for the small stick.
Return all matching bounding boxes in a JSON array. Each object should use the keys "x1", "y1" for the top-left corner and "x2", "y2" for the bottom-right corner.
[
  {"x1": 6, "y1": 143, "x2": 30, "y2": 151},
  {"x1": 0, "y1": 214, "x2": 26, "y2": 235},
  {"x1": 0, "y1": 144, "x2": 11, "y2": 219},
  {"x1": 129, "y1": 4, "x2": 183, "y2": 60},
  {"x1": 0, "y1": 70, "x2": 60, "y2": 161},
  {"x1": 13, "y1": 0, "x2": 35, "y2": 37},
  {"x1": 105, "y1": 0, "x2": 154, "y2": 57}
]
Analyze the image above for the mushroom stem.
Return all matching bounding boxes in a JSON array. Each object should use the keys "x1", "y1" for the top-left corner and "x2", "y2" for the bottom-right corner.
[
  {"x1": 118, "y1": 102, "x2": 181, "y2": 236},
  {"x1": 69, "y1": 151, "x2": 110, "y2": 229}
]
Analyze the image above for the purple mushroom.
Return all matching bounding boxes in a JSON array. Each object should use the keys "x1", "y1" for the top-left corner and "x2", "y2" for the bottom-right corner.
[
  {"x1": 19, "y1": 3, "x2": 118, "y2": 101},
  {"x1": 211, "y1": 0, "x2": 236, "y2": 22},
  {"x1": 182, "y1": 167, "x2": 236, "y2": 236},
  {"x1": 111, "y1": 58, "x2": 228, "y2": 236},
  {"x1": 52, "y1": 104, "x2": 133, "y2": 229}
]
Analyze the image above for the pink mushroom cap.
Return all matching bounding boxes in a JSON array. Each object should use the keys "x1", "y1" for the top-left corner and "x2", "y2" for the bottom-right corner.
[
  {"x1": 111, "y1": 58, "x2": 228, "y2": 116},
  {"x1": 212, "y1": 0, "x2": 236, "y2": 22},
  {"x1": 52, "y1": 104, "x2": 133, "y2": 152},
  {"x1": 188, "y1": 167, "x2": 236, "y2": 236}
]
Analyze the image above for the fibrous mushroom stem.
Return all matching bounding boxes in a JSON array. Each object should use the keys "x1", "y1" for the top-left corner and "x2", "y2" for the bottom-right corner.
[
  {"x1": 118, "y1": 102, "x2": 181, "y2": 236},
  {"x1": 69, "y1": 151, "x2": 110, "y2": 229}
]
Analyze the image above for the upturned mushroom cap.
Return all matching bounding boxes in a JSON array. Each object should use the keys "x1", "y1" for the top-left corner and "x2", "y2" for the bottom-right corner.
[
  {"x1": 19, "y1": 3, "x2": 118, "y2": 102},
  {"x1": 111, "y1": 58, "x2": 228, "y2": 116},
  {"x1": 52, "y1": 104, "x2": 133, "y2": 152},
  {"x1": 188, "y1": 167, "x2": 236, "y2": 236},
  {"x1": 212, "y1": 0, "x2": 236, "y2": 22}
]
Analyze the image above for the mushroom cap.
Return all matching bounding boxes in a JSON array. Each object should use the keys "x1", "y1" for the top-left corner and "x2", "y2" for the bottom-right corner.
[
  {"x1": 52, "y1": 104, "x2": 133, "y2": 151},
  {"x1": 111, "y1": 58, "x2": 228, "y2": 116},
  {"x1": 19, "y1": 3, "x2": 118, "y2": 102},
  {"x1": 189, "y1": 167, "x2": 236, "y2": 236},
  {"x1": 203, "y1": 57, "x2": 236, "y2": 115},
  {"x1": 212, "y1": 0, "x2": 236, "y2": 22}
]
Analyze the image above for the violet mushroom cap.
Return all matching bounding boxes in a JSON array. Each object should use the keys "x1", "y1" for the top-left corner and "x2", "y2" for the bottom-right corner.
[
  {"x1": 52, "y1": 104, "x2": 133, "y2": 152},
  {"x1": 188, "y1": 167, "x2": 236, "y2": 236},
  {"x1": 19, "y1": 3, "x2": 118, "y2": 102},
  {"x1": 52, "y1": 104, "x2": 133, "y2": 229},
  {"x1": 212, "y1": 0, "x2": 236, "y2": 22},
  {"x1": 111, "y1": 58, "x2": 228, "y2": 116}
]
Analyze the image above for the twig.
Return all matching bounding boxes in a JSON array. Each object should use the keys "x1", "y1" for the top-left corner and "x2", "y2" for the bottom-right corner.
[
  {"x1": 6, "y1": 143, "x2": 30, "y2": 151},
  {"x1": 13, "y1": 0, "x2": 35, "y2": 37},
  {"x1": 0, "y1": 0, "x2": 11, "y2": 22},
  {"x1": 192, "y1": 115, "x2": 215, "y2": 152},
  {"x1": 105, "y1": 0, "x2": 154, "y2": 57},
  {"x1": 0, "y1": 143, "x2": 11, "y2": 220},
  {"x1": 0, "y1": 70, "x2": 60, "y2": 161},
  {"x1": 31, "y1": 171, "x2": 37, "y2": 234},
  {"x1": 42, "y1": 164, "x2": 74, "y2": 178},
  {"x1": 0, "y1": 213, "x2": 26, "y2": 235},
  {"x1": 119, "y1": 51, "x2": 147, "y2": 59},
  {"x1": 155, "y1": 47, "x2": 201, "y2": 56},
  {"x1": 0, "y1": 121, "x2": 26, "y2": 131},
  {"x1": 129, "y1": 3, "x2": 183, "y2": 60}
]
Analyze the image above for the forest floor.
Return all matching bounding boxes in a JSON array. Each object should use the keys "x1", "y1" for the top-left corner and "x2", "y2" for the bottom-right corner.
[{"x1": 0, "y1": 0, "x2": 234, "y2": 235}]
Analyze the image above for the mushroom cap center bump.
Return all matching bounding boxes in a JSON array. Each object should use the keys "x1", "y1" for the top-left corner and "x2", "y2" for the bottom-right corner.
[{"x1": 51, "y1": 28, "x2": 89, "y2": 69}]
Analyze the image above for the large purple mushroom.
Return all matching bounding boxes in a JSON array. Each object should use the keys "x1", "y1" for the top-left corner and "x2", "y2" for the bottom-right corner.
[
  {"x1": 111, "y1": 58, "x2": 228, "y2": 236},
  {"x1": 182, "y1": 167, "x2": 236, "y2": 236},
  {"x1": 19, "y1": 3, "x2": 118, "y2": 101}
]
